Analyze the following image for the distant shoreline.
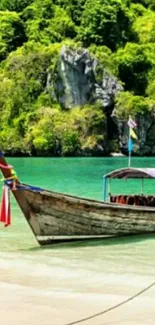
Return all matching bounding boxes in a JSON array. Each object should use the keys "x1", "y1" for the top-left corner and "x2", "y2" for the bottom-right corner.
[{"x1": 2, "y1": 152, "x2": 155, "y2": 158}]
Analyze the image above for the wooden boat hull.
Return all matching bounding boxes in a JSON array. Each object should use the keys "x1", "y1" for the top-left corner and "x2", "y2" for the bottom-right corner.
[
  {"x1": 0, "y1": 151, "x2": 155, "y2": 246},
  {"x1": 20, "y1": 188, "x2": 155, "y2": 245}
]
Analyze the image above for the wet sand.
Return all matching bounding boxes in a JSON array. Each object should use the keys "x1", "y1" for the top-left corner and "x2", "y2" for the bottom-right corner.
[
  {"x1": 0, "y1": 270, "x2": 155, "y2": 325},
  {"x1": 1, "y1": 234, "x2": 155, "y2": 325}
]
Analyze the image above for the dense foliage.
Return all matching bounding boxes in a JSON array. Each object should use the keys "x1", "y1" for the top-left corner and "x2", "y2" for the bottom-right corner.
[{"x1": 0, "y1": 0, "x2": 155, "y2": 155}]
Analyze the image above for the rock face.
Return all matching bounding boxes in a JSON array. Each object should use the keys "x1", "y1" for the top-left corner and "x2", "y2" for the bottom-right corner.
[
  {"x1": 51, "y1": 45, "x2": 122, "y2": 109},
  {"x1": 55, "y1": 46, "x2": 95, "y2": 108},
  {"x1": 113, "y1": 112, "x2": 155, "y2": 155},
  {"x1": 47, "y1": 45, "x2": 155, "y2": 156},
  {"x1": 94, "y1": 72, "x2": 123, "y2": 109}
]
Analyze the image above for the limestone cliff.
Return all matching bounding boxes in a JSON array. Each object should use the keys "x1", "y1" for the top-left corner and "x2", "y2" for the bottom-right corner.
[
  {"x1": 48, "y1": 45, "x2": 123, "y2": 110},
  {"x1": 47, "y1": 45, "x2": 155, "y2": 156}
]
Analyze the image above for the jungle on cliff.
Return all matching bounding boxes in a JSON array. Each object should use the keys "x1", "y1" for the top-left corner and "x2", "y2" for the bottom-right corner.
[{"x1": 0, "y1": 0, "x2": 155, "y2": 157}]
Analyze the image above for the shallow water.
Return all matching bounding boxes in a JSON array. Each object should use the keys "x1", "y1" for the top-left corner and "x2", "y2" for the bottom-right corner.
[{"x1": 0, "y1": 157, "x2": 155, "y2": 325}]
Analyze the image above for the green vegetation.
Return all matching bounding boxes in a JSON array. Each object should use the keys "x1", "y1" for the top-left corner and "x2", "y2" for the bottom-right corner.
[
  {"x1": 0, "y1": 0, "x2": 155, "y2": 155},
  {"x1": 0, "y1": 11, "x2": 25, "y2": 60}
]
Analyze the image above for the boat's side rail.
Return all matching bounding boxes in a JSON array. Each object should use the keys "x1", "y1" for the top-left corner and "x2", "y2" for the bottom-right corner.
[{"x1": 22, "y1": 185, "x2": 155, "y2": 212}]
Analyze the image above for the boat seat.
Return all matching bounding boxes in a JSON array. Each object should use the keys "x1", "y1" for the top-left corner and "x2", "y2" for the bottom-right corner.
[
  {"x1": 126, "y1": 196, "x2": 135, "y2": 205},
  {"x1": 110, "y1": 195, "x2": 155, "y2": 207}
]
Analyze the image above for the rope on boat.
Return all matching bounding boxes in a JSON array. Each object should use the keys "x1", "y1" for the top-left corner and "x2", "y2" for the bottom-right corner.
[{"x1": 63, "y1": 281, "x2": 155, "y2": 325}]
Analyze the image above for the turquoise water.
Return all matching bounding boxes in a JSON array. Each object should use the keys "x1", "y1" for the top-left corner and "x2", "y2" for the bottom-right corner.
[
  {"x1": 0, "y1": 157, "x2": 155, "y2": 325},
  {"x1": 7, "y1": 156, "x2": 155, "y2": 198}
]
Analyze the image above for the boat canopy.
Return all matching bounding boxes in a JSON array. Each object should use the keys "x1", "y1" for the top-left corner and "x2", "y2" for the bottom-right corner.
[{"x1": 105, "y1": 168, "x2": 155, "y2": 179}]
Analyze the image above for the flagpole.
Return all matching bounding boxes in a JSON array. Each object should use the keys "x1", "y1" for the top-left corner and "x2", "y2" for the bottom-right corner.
[
  {"x1": 128, "y1": 115, "x2": 131, "y2": 168},
  {"x1": 128, "y1": 127, "x2": 131, "y2": 167},
  {"x1": 127, "y1": 116, "x2": 137, "y2": 168}
]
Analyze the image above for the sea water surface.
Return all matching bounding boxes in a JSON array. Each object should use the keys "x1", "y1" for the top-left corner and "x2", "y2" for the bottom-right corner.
[{"x1": 0, "y1": 157, "x2": 155, "y2": 325}]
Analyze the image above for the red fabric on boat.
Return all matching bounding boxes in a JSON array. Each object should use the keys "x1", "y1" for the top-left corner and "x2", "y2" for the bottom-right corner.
[{"x1": 0, "y1": 186, "x2": 11, "y2": 227}]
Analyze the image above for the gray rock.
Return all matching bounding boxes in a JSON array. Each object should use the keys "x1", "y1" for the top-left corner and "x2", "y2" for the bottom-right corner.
[
  {"x1": 54, "y1": 46, "x2": 95, "y2": 108},
  {"x1": 94, "y1": 72, "x2": 123, "y2": 108},
  {"x1": 48, "y1": 45, "x2": 122, "y2": 109}
]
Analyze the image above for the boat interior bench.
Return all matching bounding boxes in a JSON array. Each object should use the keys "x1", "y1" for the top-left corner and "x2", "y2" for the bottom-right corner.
[{"x1": 110, "y1": 195, "x2": 155, "y2": 207}]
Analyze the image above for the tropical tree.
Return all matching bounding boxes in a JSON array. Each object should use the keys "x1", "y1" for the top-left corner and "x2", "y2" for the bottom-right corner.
[
  {"x1": 78, "y1": 0, "x2": 134, "y2": 50},
  {"x1": 0, "y1": 11, "x2": 26, "y2": 60},
  {"x1": 114, "y1": 43, "x2": 152, "y2": 95}
]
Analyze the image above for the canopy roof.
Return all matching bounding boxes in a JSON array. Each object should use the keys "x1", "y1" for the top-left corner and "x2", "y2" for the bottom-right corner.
[{"x1": 105, "y1": 168, "x2": 155, "y2": 179}]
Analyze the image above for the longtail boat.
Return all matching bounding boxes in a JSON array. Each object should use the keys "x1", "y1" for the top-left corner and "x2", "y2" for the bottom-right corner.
[{"x1": 0, "y1": 152, "x2": 155, "y2": 246}]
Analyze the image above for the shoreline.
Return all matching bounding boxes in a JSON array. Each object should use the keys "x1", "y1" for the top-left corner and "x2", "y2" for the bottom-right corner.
[
  {"x1": 2, "y1": 153, "x2": 153, "y2": 158},
  {"x1": 0, "y1": 278, "x2": 155, "y2": 325}
]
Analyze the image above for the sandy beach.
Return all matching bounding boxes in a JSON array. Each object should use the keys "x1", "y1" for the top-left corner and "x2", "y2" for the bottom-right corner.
[
  {"x1": 0, "y1": 158, "x2": 155, "y2": 325},
  {"x1": 0, "y1": 262, "x2": 155, "y2": 325}
]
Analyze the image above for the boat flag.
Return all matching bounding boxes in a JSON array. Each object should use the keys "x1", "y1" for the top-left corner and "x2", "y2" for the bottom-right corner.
[
  {"x1": 127, "y1": 116, "x2": 138, "y2": 143},
  {"x1": 0, "y1": 185, "x2": 11, "y2": 227},
  {"x1": 129, "y1": 128, "x2": 138, "y2": 140},
  {"x1": 127, "y1": 116, "x2": 137, "y2": 167},
  {"x1": 127, "y1": 117, "x2": 137, "y2": 129},
  {"x1": 128, "y1": 138, "x2": 133, "y2": 153}
]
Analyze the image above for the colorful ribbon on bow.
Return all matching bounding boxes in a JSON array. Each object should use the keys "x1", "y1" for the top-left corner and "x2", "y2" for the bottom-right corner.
[
  {"x1": 0, "y1": 163, "x2": 18, "y2": 227},
  {"x1": 0, "y1": 163, "x2": 13, "y2": 169},
  {"x1": 0, "y1": 185, "x2": 11, "y2": 227}
]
